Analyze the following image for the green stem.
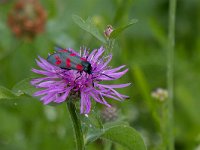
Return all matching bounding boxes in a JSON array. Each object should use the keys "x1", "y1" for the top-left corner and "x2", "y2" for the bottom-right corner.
[
  {"x1": 165, "y1": 0, "x2": 177, "y2": 149},
  {"x1": 67, "y1": 101, "x2": 85, "y2": 150},
  {"x1": 105, "y1": 38, "x2": 115, "y2": 55}
]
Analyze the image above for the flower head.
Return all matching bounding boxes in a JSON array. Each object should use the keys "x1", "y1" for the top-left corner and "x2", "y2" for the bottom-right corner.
[
  {"x1": 31, "y1": 47, "x2": 130, "y2": 114},
  {"x1": 151, "y1": 88, "x2": 168, "y2": 102},
  {"x1": 7, "y1": 0, "x2": 46, "y2": 39}
]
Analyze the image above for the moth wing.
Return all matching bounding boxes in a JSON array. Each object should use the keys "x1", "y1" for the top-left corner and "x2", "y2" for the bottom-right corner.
[
  {"x1": 47, "y1": 53, "x2": 68, "y2": 69},
  {"x1": 60, "y1": 53, "x2": 84, "y2": 71},
  {"x1": 47, "y1": 53, "x2": 60, "y2": 65},
  {"x1": 58, "y1": 52, "x2": 74, "y2": 70},
  {"x1": 58, "y1": 52, "x2": 74, "y2": 69},
  {"x1": 47, "y1": 51, "x2": 84, "y2": 71}
]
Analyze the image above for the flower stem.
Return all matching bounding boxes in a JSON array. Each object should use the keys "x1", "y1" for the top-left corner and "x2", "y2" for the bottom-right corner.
[
  {"x1": 105, "y1": 38, "x2": 115, "y2": 55},
  {"x1": 67, "y1": 101, "x2": 85, "y2": 150},
  {"x1": 165, "y1": 0, "x2": 177, "y2": 149}
]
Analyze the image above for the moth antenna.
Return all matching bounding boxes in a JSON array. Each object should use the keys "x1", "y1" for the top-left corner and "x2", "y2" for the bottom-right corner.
[{"x1": 91, "y1": 71, "x2": 115, "y2": 79}]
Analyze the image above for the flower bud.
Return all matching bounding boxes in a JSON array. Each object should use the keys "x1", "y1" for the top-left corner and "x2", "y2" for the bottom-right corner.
[
  {"x1": 151, "y1": 88, "x2": 168, "y2": 102},
  {"x1": 104, "y1": 25, "x2": 113, "y2": 38}
]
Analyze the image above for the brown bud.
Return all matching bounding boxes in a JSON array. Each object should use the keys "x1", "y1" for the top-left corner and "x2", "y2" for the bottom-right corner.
[{"x1": 104, "y1": 25, "x2": 113, "y2": 38}]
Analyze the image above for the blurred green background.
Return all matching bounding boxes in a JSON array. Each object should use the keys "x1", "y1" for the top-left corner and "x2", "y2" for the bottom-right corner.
[{"x1": 0, "y1": 0, "x2": 200, "y2": 150}]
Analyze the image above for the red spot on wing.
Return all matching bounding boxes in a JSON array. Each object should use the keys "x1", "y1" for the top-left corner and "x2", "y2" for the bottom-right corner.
[
  {"x1": 60, "y1": 49, "x2": 68, "y2": 52},
  {"x1": 70, "y1": 53, "x2": 76, "y2": 57},
  {"x1": 66, "y1": 58, "x2": 71, "y2": 68},
  {"x1": 76, "y1": 64, "x2": 83, "y2": 71},
  {"x1": 80, "y1": 57, "x2": 87, "y2": 61},
  {"x1": 55, "y1": 56, "x2": 62, "y2": 65}
]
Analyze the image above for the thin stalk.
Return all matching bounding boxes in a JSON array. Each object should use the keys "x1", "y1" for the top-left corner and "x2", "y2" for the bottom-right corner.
[
  {"x1": 67, "y1": 101, "x2": 85, "y2": 150},
  {"x1": 105, "y1": 39, "x2": 115, "y2": 55},
  {"x1": 165, "y1": 0, "x2": 177, "y2": 149}
]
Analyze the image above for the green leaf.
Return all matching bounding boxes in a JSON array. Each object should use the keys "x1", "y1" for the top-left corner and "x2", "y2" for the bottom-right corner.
[
  {"x1": 0, "y1": 86, "x2": 17, "y2": 99},
  {"x1": 101, "y1": 125, "x2": 146, "y2": 150},
  {"x1": 72, "y1": 15, "x2": 106, "y2": 43},
  {"x1": 103, "y1": 121, "x2": 129, "y2": 129},
  {"x1": 12, "y1": 78, "x2": 37, "y2": 96},
  {"x1": 79, "y1": 109, "x2": 104, "y2": 144},
  {"x1": 110, "y1": 19, "x2": 138, "y2": 39},
  {"x1": 46, "y1": 19, "x2": 75, "y2": 48},
  {"x1": 85, "y1": 128, "x2": 103, "y2": 144},
  {"x1": 85, "y1": 121, "x2": 128, "y2": 145},
  {"x1": 85, "y1": 122, "x2": 146, "y2": 150}
]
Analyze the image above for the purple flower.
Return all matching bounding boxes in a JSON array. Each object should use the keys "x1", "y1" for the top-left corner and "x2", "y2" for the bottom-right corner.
[{"x1": 31, "y1": 47, "x2": 130, "y2": 114}]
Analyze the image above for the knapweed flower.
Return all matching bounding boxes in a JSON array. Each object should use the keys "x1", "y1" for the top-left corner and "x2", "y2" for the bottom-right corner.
[{"x1": 31, "y1": 47, "x2": 130, "y2": 114}]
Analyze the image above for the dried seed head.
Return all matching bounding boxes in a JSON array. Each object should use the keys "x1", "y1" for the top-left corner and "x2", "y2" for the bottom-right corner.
[{"x1": 7, "y1": 0, "x2": 47, "y2": 39}]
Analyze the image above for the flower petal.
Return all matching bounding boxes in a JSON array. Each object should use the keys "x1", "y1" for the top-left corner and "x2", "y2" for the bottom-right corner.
[
  {"x1": 97, "y1": 83, "x2": 131, "y2": 89},
  {"x1": 43, "y1": 95, "x2": 56, "y2": 104},
  {"x1": 101, "y1": 93, "x2": 121, "y2": 101},
  {"x1": 33, "y1": 89, "x2": 50, "y2": 96},
  {"x1": 99, "y1": 54, "x2": 112, "y2": 70},
  {"x1": 54, "y1": 87, "x2": 72, "y2": 103},
  {"x1": 80, "y1": 92, "x2": 86, "y2": 114},
  {"x1": 103, "y1": 65, "x2": 126, "y2": 74},
  {"x1": 88, "y1": 49, "x2": 97, "y2": 61},
  {"x1": 32, "y1": 68, "x2": 55, "y2": 76},
  {"x1": 98, "y1": 69, "x2": 128, "y2": 80},
  {"x1": 41, "y1": 92, "x2": 55, "y2": 101},
  {"x1": 38, "y1": 56, "x2": 56, "y2": 70},
  {"x1": 93, "y1": 47, "x2": 104, "y2": 60},
  {"x1": 85, "y1": 94, "x2": 91, "y2": 114},
  {"x1": 90, "y1": 92, "x2": 111, "y2": 107},
  {"x1": 37, "y1": 81, "x2": 57, "y2": 88},
  {"x1": 31, "y1": 77, "x2": 59, "y2": 85}
]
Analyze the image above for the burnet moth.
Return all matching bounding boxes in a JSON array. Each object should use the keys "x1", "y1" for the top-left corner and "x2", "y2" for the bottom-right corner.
[
  {"x1": 47, "y1": 47, "x2": 92, "y2": 74},
  {"x1": 47, "y1": 47, "x2": 114, "y2": 79}
]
